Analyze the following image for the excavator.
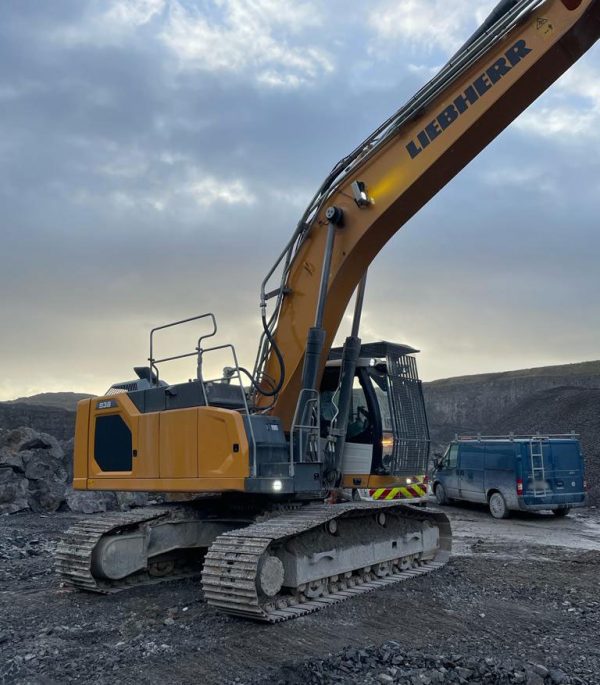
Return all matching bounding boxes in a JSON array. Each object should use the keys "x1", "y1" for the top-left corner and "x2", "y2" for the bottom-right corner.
[{"x1": 56, "y1": 0, "x2": 600, "y2": 622}]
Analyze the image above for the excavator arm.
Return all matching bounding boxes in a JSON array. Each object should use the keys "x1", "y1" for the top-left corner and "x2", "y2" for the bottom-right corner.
[{"x1": 255, "y1": 0, "x2": 600, "y2": 427}]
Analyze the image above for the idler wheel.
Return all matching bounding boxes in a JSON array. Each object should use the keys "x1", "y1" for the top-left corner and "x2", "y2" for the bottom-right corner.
[{"x1": 257, "y1": 554, "x2": 284, "y2": 598}]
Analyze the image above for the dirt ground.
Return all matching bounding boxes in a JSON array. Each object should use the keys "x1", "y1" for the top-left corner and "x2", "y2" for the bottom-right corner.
[{"x1": 1, "y1": 503, "x2": 599, "y2": 684}]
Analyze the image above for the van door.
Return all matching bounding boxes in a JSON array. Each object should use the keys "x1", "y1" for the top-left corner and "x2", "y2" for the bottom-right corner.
[
  {"x1": 521, "y1": 439, "x2": 585, "y2": 507},
  {"x1": 543, "y1": 440, "x2": 586, "y2": 506},
  {"x1": 438, "y1": 444, "x2": 460, "y2": 498},
  {"x1": 458, "y1": 442, "x2": 486, "y2": 502},
  {"x1": 485, "y1": 442, "x2": 517, "y2": 502}
]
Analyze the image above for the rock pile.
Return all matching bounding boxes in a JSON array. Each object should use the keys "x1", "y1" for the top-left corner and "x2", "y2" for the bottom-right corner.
[
  {"x1": 0, "y1": 427, "x2": 149, "y2": 515},
  {"x1": 258, "y1": 643, "x2": 580, "y2": 685}
]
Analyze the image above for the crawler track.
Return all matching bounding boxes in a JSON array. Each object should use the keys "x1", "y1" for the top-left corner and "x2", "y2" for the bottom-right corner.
[
  {"x1": 55, "y1": 501, "x2": 450, "y2": 622},
  {"x1": 202, "y1": 501, "x2": 451, "y2": 622},
  {"x1": 55, "y1": 507, "x2": 182, "y2": 593}
]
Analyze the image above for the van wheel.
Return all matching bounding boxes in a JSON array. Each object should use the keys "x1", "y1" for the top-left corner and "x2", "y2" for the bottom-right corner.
[
  {"x1": 553, "y1": 507, "x2": 571, "y2": 517},
  {"x1": 435, "y1": 483, "x2": 448, "y2": 505},
  {"x1": 489, "y1": 492, "x2": 509, "y2": 519}
]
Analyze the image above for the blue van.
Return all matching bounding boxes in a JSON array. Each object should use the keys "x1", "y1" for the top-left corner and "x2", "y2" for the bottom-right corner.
[{"x1": 432, "y1": 435, "x2": 587, "y2": 519}]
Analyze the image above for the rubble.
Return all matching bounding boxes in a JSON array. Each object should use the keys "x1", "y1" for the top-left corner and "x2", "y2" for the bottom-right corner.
[
  {"x1": 252, "y1": 644, "x2": 589, "y2": 685},
  {"x1": 1, "y1": 509, "x2": 598, "y2": 684},
  {"x1": 0, "y1": 427, "x2": 150, "y2": 514}
]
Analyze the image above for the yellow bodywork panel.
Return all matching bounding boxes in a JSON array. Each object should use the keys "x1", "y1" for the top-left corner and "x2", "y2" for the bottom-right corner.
[
  {"x1": 198, "y1": 409, "x2": 250, "y2": 480},
  {"x1": 74, "y1": 394, "x2": 250, "y2": 493},
  {"x1": 159, "y1": 409, "x2": 198, "y2": 478}
]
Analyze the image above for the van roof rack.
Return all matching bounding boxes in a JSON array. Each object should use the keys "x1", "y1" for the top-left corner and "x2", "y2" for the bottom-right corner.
[{"x1": 455, "y1": 432, "x2": 579, "y2": 442}]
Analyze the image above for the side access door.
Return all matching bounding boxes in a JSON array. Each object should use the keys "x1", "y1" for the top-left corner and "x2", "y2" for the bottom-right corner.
[
  {"x1": 457, "y1": 442, "x2": 486, "y2": 503},
  {"x1": 437, "y1": 444, "x2": 460, "y2": 499}
]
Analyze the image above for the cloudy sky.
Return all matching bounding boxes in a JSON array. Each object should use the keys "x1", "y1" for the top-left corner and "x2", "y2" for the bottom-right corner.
[{"x1": 1, "y1": 0, "x2": 599, "y2": 400}]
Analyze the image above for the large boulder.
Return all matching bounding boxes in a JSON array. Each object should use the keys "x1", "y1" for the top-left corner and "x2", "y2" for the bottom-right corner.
[
  {"x1": 28, "y1": 479, "x2": 67, "y2": 513},
  {"x1": 0, "y1": 467, "x2": 28, "y2": 514},
  {"x1": 0, "y1": 428, "x2": 68, "y2": 514}
]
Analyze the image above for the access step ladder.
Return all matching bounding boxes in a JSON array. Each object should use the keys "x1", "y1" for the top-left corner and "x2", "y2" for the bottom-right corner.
[{"x1": 529, "y1": 438, "x2": 549, "y2": 498}]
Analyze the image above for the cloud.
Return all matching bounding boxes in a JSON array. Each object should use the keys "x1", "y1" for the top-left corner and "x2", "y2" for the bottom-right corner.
[
  {"x1": 160, "y1": 0, "x2": 334, "y2": 88},
  {"x1": 103, "y1": 0, "x2": 166, "y2": 27},
  {"x1": 481, "y1": 165, "x2": 558, "y2": 195},
  {"x1": 0, "y1": 0, "x2": 599, "y2": 400},
  {"x1": 367, "y1": 0, "x2": 492, "y2": 53},
  {"x1": 48, "y1": 0, "x2": 165, "y2": 47},
  {"x1": 185, "y1": 174, "x2": 256, "y2": 207},
  {"x1": 47, "y1": 0, "x2": 334, "y2": 89},
  {"x1": 516, "y1": 61, "x2": 600, "y2": 139}
]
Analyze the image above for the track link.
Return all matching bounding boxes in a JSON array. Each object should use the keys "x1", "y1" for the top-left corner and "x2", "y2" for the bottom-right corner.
[{"x1": 202, "y1": 501, "x2": 451, "y2": 622}]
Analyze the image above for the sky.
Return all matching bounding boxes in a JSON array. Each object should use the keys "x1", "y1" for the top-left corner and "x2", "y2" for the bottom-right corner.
[{"x1": 0, "y1": 0, "x2": 599, "y2": 400}]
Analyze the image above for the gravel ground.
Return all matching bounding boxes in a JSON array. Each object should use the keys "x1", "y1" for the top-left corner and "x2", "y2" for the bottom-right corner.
[{"x1": 1, "y1": 506, "x2": 599, "y2": 685}]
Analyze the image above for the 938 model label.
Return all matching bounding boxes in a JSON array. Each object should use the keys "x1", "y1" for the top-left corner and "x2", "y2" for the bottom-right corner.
[{"x1": 96, "y1": 400, "x2": 118, "y2": 410}]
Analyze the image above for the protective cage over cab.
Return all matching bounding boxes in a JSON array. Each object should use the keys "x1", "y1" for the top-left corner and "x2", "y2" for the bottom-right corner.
[{"x1": 324, "y1": 341, "x2": 431, "y2": 487}]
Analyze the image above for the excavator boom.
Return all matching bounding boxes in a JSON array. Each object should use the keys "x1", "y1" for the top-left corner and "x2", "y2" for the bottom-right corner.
[{"x1": 256, "y1": 0, "x2": 600, "y2": 427}]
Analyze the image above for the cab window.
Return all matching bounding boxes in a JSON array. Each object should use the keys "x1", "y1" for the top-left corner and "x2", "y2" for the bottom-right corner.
[
  {"x1": 319, "y1": 372, "x2": 372, "y2": 444},
  {"x1": 366, "y1": 366, "x2": 393, "y2": 432},
  {"x1": 346, "y1": 377, "x2": 371, "y2": 442}
]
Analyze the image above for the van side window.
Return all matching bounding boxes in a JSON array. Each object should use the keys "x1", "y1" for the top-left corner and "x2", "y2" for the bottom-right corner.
[{"x1": 447, "y1": 445, "x2": 458, "y2": 468}]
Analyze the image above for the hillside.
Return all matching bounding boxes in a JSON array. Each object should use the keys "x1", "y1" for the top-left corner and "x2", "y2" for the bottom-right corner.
[
  {"x1": 6, "y1": 392, "x2": 95, "y2": 411},
  {"x1": 0, "y1": 403, "x2": 76, "y2": 442},
  {"x1": 424, "y1": 359, "x2": 600, "y2": 442}
]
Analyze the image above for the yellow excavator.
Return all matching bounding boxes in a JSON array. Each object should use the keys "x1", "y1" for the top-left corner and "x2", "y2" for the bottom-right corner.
[{"x1": 56, "y1": 0, "x2": 600, "y2": 622}]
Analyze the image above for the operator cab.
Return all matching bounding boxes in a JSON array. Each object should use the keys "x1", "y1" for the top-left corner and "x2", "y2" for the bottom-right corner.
[{"x1": 321, "y1": 342, "x2": 430, "y2": 485}]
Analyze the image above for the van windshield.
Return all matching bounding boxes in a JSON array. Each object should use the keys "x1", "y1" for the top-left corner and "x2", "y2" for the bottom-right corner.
[{"x1": 446, "y1": 444, "x2": 458, "y2": 468}]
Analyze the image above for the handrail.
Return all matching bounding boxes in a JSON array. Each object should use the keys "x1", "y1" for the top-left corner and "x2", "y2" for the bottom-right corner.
[
  {"x1": 289, "y1": 388, "x2": 321, "y2": 475},
  {"x1": 455, "y1": 432, "x2": 579, "y2": 441},
  {"x1": 149, "y1": 313, "x2": 217, "y2": 386}
]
